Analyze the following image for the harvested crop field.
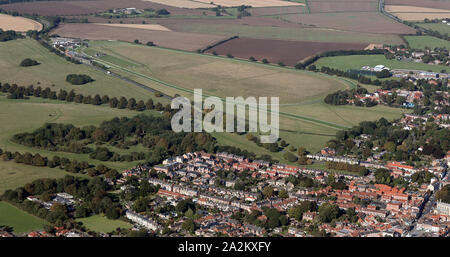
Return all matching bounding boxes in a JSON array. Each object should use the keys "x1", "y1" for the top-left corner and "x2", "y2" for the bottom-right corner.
[
  {"x1": 50, "y1": 23, "x2": 228, "y2": 51},
  {"x1": 205, "y1": 37, "x2": 367, "y2": 66},
  {"x1": 281, "y1": 12, "x2": 416, "y2": 34},
  {"x1": 142, "y1": 0, "x2": 214, "y2": 8},
  {"x1": 391, "y1": 12, "x2": 450, "y2": 21},
  {"x1": 386, "y1": 5, "x2": 450, "y2": 21},
  {"x1": 195, "y1": 0, "x2": 305, "y2": 7},
  {"x1": 385, "y1": 0, "x2": 450, "y2": 10},
  {"x1": 1, "y1": 0, "x2": 212, "y2": 16},
  {"x1": 308, "y1": 1, "x2": 378, "y2": 13},
  {"x1": 93, "y1": 23, "x2": 172, "y2": 31},
  {"x1": 0, "y1": 13, "x2": 42, "y2": 32},
  {"x1": 386, "y1": 5, "x2": 450, "y2": 13}
]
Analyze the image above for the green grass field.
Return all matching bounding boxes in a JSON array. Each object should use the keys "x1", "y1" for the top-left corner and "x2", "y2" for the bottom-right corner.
[
  {"x1": 0, "y1": 96, "x2": 159, "y2": 170},
  {"x1": 0, "y1": 39, "x2": 168, "y2": 103},
  {"x1": 314, "y1": 54, "x2": 446, "y2": 72},
  {"x1": 0, "y1": 159, "x2": 89, "y2": 195},
  {"x1": 415, "y1": 22, "x2": 450, "y2": 35},
  {"x1": 76, "y1": 214, "x2": 132, "y2": 233},
  {"x1": 83, "y1": 40, "x2": 348, "y2": 104},
  {"x1": 404, "y1": 35, "x2": 450, "y2": 50},
  {"x1": 0, "y1": 201, "x2": 49, "y2": 234},
  {"x1": 170, "y1": 24, "x2": 403, "y2": 44},
  {"x1": 81, "y1": 40, "x2": 408, "y2": 153}
]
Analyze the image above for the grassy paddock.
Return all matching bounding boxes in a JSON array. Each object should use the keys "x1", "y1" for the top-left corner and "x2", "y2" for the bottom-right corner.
[
  {"x1": 415, "y1": 22, "x2": 450, "y2": 35},
  {"x1": 0, "y1": 201, "x2": 49, "y2": 234},
  {"x1": 314, "y1": 54, "x2": 446, "y2": 72},
  {"x1": 404, "y1": 35, "x2": 450, "y2": 50},
  {"x1": 0, "y1": 38, "x2": 168, "y2": 103},
  {"x1": 76, "y1": 214, "x2": 132, "y2": 233},
  {"x1": 0, "y1": 159, "x2": 89, "y2": 195}
]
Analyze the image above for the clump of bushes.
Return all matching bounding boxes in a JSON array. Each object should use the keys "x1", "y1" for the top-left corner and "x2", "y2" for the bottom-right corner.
[
  {"x1": 20, "y1": 58, "x2": 40, "y2": 67},
  {"x1": 66, "y1": 74, "x2": 94, "y2": 85}
]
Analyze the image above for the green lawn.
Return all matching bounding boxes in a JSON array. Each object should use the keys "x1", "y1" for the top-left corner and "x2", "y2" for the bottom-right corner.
[
  {"x1": 314, "y1": 54, "x2": 446, "y2": 72},
  {"x1": 404, "y1": 35, "x2": 450, "y2": 50},
  {"x1": 0, "y1": 201, "x2": 49, "y2": 234},
  {"x1": 0, "y1": 38, "x2": 168, "y2": 103},
  {"x1": 415, "y1": 22, "x2": 450, "y2": 35},
  {"x1": 76, "y1": 214, "x2": 132, "y2": 233}
]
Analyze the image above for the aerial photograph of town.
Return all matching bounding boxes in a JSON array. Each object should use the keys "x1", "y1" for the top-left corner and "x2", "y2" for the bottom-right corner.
[{"x1": 0, "y1": 0, "x2": 449, "y2": 251}]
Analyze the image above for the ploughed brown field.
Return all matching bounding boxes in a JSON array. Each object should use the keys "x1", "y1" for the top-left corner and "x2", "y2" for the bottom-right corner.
[
  {"x1": 205, "y1": 37, "x2": 367, "y2": 66},
  {"x1": 282, "y1": 12, "x2": 415, "y2": 34},
  {"x1": 50, "y1": 23, "x2": 228, "y2": 51},
  {"x1": 385, "y1": 0, "x2": 450, "y2": 10},
  {"x1": 0, "y1": 0, "x2": 213, "y2": 16}
]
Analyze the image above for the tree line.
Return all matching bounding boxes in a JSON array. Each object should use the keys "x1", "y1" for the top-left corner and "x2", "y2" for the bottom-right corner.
[
  {"x1": 0, "y1": 148, "x2": 119, "y2": 178},
  {"x1": 0, "y1": 29, "x2": 22, "y2": 42},
  {"x1": 0, "y1": 83, "x2": 169, "y2": 112},
  {"x1": 325, "y1": 161, "x2": 369, "y2": 176}
]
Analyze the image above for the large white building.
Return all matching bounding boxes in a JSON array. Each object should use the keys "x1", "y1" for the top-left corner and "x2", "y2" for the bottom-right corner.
[
  {"x1": 125, "y1": 211, "x2": 162, "y2": 232},
  {"x1": 435, "y1": 201, "x2": 450, "y2": 216}
]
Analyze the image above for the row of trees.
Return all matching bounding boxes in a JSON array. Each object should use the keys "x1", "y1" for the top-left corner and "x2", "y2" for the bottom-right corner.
[
  {"x1": 0, "y1": 83, "x2": 169, "y2": 112},
  {"x1": 89, "y1": 146, "x2": 146, "y2": 162},
  {"x1": 325, "y1": 161, "x2": 369, "y2": 176},
  {"x1": 0, "y1": 29, "x2": 22, "y2": 42},
  {"x1": 0, "y1": 148, "x2": 119, "y2": 178}
]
